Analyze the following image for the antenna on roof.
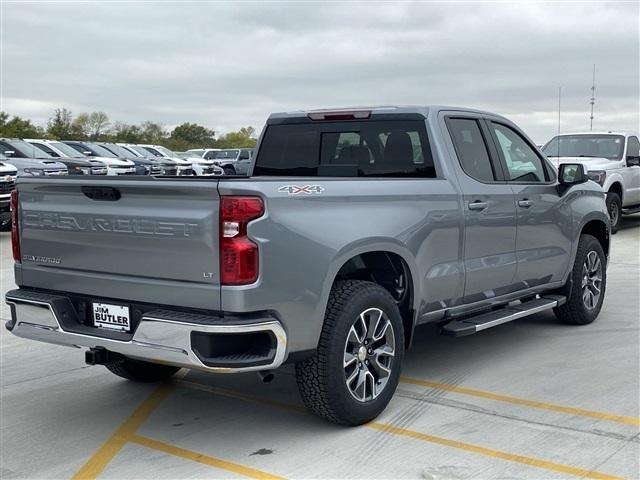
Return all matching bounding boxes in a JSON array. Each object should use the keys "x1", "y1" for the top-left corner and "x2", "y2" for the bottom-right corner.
[
  {"x1": 589, "y1": 64, "x2": 596, "y2": 131},
  {"x1": 557, "y1": 86, "x2": 562, "y2": 158}
]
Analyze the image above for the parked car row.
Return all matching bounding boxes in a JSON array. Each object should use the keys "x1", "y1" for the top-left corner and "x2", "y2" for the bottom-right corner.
[
  {"x1": 186, "y1": 148, "x2": 253, "y2": 175},
  {"x1": 0, "y1": 138, "x2": 225, "y2": 178}
]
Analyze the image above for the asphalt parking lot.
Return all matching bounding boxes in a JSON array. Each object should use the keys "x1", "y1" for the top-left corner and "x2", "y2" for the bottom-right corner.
[{"x1": 1, "y1": 217, "x2": 638, "y2": 480}]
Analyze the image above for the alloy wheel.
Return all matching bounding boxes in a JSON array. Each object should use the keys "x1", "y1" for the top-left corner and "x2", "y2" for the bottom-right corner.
[
  {"x1": 343, "y1": 307, "x2": 395, "y2": 402},
  {"x1": 582, "y1": 250, "x2": 603, "y2": 310}
]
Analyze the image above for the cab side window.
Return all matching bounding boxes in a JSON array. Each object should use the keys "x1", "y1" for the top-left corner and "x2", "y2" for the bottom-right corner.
[
  {"x1": 446, "y1": 118, "x2": 496, "y2": 182},
  {"x1": 33, "y1": 143, "x2": 59, "y2": 157},
  {"x1": 627, "y1": 136, "x2": 640, "y2": 161},
  {"x1": 491, "y1": 123, "x2": 547, "y2": 183}
]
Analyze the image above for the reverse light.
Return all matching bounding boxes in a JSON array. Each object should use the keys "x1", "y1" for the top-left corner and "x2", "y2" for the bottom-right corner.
[
  {"x1": 220, "y1": 196, "x2": 264, "y2": 285},
  {"x1": 10, "y1": 191, "x2": 20, "y2": 263},
  {"x1": 587, "y1": 170, "x2": 607, "y2": 186}
]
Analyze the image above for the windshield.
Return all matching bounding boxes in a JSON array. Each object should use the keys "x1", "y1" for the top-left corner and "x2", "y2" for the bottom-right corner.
[
  {"x1": 154, "y1": 145, "x2": 175, "y2": 157},
  {"x1": 83, "y1": 143, "x2": 117, "y2": 158},
  {"x1": 49, "y1": 141, "x2": 85, "y2": 158},
  {"x1": 101, "y1": 144, "x2": 133, "y2": 158},
  {"x1": 215, "y1": 149, "x2": 239, "y2": 159},
  {"x1": 127, "y1": 145, "x2": 151, "y2": 157},
  {"x1": 543, "y1": 135, "x2": 625, "y2": 160},
  {"x1": 6, "y1": 139, "x2": 53, "y2": 158}
]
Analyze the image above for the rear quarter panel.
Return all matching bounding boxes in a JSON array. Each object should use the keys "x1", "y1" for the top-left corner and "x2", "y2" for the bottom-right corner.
[{"x1": 218, "y1": 176, "x2": 463, "y2": 353}]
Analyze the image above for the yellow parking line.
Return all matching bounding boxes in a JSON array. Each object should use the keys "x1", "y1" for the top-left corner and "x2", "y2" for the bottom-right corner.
[
  {"x1": 71, "y1": 371, "x2": 186, "y2": 480},
  {"x1": 400, "y1": 376, "x2": 640, "y2": 427},
  {"x1": 130, "y1": 434, "x2": 285, "y2": 480},
  {"x1": 179, "y1": 381, "x2": 622, "y2": 480}
]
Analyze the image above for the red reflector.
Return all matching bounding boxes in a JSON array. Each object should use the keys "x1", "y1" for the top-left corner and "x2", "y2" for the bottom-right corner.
[
  {"x1": 10, "y1": 190, "x2": 20, "y2": 263},
  {"x1": 307, "y1": 110, "x2": 371, "y2": 121},
  {"x1": 220, "y1": 196, "x2": 264, "y2": 285}
]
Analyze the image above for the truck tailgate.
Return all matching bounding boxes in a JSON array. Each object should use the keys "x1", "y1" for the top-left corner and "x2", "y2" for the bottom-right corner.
[{"x1": 16, "y1": 178, "x2": 221, "y2": 310}]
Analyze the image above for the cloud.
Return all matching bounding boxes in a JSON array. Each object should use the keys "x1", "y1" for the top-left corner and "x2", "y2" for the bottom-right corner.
[{"x1": 1, "y1": 1, "x2": 637, "y2": 142}]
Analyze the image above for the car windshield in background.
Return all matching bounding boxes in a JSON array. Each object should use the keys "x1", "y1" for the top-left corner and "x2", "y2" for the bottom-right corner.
[
  {"x1": 254, "y1": 120, "x2": 435, "y2": 177},
  {"x1": 129, "y1": 145, "x2": 152, "y2": 157},
  {"x1": 102, "y1": 144, "x2": 133, "y2": 158},
  {"x1": 8, "y1": 140, "x2": 54, "y2": 159},
  {"x1": 86, "y1": 143, "x2": 118, "y2": 158},
  {"x1": 215, "y1": 150, "x2": 239, "y2": 159},
  {"x1": 155, "y1": 146, "x2": 175, "y2": 157},
  {"x1": 49, "y1": 141, "x2": 85, "y2": 158},
  {"x1": 543, "y1": 135, "x2": 625, "y2": 160}
]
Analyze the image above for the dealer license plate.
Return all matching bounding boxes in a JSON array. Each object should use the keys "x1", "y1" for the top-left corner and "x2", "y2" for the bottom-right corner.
[{"x1": 93, "y1": 302, "x2": 131, "y2": 332}]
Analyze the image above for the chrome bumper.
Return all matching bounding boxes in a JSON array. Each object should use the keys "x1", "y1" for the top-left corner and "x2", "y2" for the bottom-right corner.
[{"x1": 5, "y1": 291, "x2": 287, "y2": 373}]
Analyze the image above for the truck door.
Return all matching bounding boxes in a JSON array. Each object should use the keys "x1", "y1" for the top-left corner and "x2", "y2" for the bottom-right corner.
[
  {"x1": 624, "y1": 136, "x2": 640, "y2": 205},
  {"x1": 486, "y1": 120, "x2": 572, "y2": 288},
  {"x1": 444, "y1": 115, "x2": 519, "y2": 304}
]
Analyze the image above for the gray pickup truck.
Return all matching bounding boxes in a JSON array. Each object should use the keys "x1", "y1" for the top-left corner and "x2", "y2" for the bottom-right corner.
[{"x1": 6, "y1": 106, "x2": 610, "y2": 425}]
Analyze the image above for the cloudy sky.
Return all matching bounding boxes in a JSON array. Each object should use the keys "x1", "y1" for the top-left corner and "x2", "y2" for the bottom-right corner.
[{"x1": 1, "y1": 1, "x2": 638, "y2": 142}]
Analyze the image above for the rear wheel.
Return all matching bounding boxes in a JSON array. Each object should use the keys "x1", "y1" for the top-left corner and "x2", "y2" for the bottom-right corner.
[
  {"x1": 105, "y1": 356, "x2": 180, "y2": 382},
  {"x1": 295, "y1": 280, "x2": 404, "y2": 425},
  {"x1": 554, "y1": 234, "x2": 606, "y2": 325},
  {"x1": 606, "y1": 192, "x2": 622, "y2": 234},
  {"x1": 223, "y1": 166, "x2": 236, "y2": 176}
]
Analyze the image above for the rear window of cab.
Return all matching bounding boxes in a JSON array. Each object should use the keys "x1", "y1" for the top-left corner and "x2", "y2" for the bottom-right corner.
[{"x1": 254, "y1": 120, "x2": 436, "y2": 177}]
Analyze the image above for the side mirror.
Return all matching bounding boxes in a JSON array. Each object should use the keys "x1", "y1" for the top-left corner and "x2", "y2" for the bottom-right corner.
[
  {"x1": 558, "y1": 163, "x2": 587, "y2": 185},
  {"x1": 627, "y1": 155, "x2": 640, "y2": 167},
  {"x1": 4, "y1": 150, "x2": 15, "y2": 157}
]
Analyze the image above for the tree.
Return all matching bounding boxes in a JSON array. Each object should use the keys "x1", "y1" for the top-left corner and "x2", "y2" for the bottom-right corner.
[
  {"x1": 110, "y1": 121, "x2": 142, "y2": 144},
  {"x1": 1, "y1": 112, "x2": 45, "y2": 138},
  {"x1": 46, "y1": 108, "x2": 79, "y2": 139},
  {"x1": 139, "y1": 121, "x2": 166, "y2": 144},
  {"x1": 171, "y1": 123, "x2": 215, "y2": 145},
  {"x1": 216, "y1": 126, "x2": 257, "y2": 148},
  {"x1": 86, "y1": 112, "x2": 110, "y2": 139}
]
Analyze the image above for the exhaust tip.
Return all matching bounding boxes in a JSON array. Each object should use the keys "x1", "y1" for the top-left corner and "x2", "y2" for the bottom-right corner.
[{"x1": 257, "y1": 370, "x2": 275, "y2": 383}]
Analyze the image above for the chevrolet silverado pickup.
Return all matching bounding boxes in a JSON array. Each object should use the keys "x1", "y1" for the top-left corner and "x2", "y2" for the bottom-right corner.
[{"x1": 5, "y1": 106, "x2": 610, "y2": 425}]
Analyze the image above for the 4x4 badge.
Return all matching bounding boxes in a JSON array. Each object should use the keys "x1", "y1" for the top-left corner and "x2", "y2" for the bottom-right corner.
[{"x1": 278, "y1": 185, "x2": 324, "y2": 195}]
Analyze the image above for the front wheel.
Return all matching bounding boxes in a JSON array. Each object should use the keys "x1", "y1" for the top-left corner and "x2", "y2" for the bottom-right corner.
[
  {"x1": 295, "y1": 280, "x2": 404, "y2": 425},
  {"x1": 606, "y1": 192, "x2": 622, "y2": 234},
  {"x1": 554, "y1": 234, "x2": 606, "y2": 325},
  {"x1": 223, "y1": 166, "x2": 236, "y2": 176}
]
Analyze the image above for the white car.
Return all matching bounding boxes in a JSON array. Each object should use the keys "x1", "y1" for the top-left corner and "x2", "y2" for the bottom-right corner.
[
  {"x1": 542, "y1": 131, "x2": 640, "y2": 232},
  {"x1": 138, "y1": 144, "x2": 218, "y2": 176},
  {"x1": 186, "y1": 148, "x2": 252, "y2": 175},
  {"x1": 62, "y1": 141, "x2": 136, "y2": 176},
  {"x1": 0, "y1": 158, "x2": 17, "y2": 231},
  {"x1": 24, "y1": 139, "x2": 108, "y2": 175}
]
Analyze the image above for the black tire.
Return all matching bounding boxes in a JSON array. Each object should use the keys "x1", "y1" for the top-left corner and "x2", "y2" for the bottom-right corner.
[
  {"x1": 606, "y1": 192, "x2": 622, "y2": 234},
  {"x1": 223, "y1": 166, "x2": 236, "y2": 176},
  {"x1": 553, "y1": 234, "x2": 606, "y2": 325},
  {"x1": 295, "y1": 280, "x2": 404, "y2": 426},
  {"x1": 105, "y1": 356, "x2": 180, "y2": 383}
]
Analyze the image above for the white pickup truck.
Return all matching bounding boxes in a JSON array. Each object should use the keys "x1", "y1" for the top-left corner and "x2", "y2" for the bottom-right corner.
[{"x1": 542, "y1": 131, "x2": 640, "y2": 233}]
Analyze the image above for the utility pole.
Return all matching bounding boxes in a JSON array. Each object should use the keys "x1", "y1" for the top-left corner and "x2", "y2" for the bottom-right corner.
[{"x1": 590, "y1": 64, "x2": 596, "y2": 131}]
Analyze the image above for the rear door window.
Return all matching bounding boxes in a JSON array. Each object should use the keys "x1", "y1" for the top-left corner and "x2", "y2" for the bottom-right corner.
[
  {"x1": 254, "y1": 120, "x2": 435, "y2": 177},
  {"x1": 446, "y1": 118, "x2": 496, "y2": 182}
]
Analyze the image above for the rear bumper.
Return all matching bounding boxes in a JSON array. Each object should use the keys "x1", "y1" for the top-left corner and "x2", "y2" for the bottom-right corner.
[{"x1": 5, "y1": 289, "x2": 287, "y2": 373}]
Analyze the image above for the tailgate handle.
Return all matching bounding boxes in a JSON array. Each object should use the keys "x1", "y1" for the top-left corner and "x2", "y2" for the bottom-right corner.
[{"x1": 81, "y1": 186, "x2": 121, "y2": 201}]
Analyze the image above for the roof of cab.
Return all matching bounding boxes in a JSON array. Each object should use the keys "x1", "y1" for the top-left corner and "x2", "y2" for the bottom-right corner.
[{"x1": 267, "y1": 105, "x2": 508, "y2": 122}]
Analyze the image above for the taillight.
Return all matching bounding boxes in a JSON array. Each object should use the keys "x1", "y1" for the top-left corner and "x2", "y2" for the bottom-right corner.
[
  {"x1": 10, "y1": 190, "x2": 20, "y2": 263},
  {"x1": 220, "y1": 196, "x2": 264, "y2": 285}
]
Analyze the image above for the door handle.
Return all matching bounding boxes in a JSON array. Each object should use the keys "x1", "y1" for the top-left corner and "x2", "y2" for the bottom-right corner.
[
  {"x1": 468, "y1": 201, "x2": 488, "y2": 211},
  {"x1": 518, "y1": 199, "x2": 533, "y2": 208}
]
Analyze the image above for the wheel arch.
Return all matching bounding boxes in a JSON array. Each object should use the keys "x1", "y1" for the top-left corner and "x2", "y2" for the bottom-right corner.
[
  {"x1": 607, "y1": 180, "x2": 624, "y2": 203},
  {"x1": 322, "y1": 242, "x2": 420, "y2": 350},
  {"x1": 581, "y1": 219, "x2": 610, "y2": 258}
]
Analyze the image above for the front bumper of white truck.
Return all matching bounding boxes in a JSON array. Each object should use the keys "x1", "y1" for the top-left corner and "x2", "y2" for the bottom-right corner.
[{"x1": 5, "y1": 289, "x2": 287, "y2": 373}]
